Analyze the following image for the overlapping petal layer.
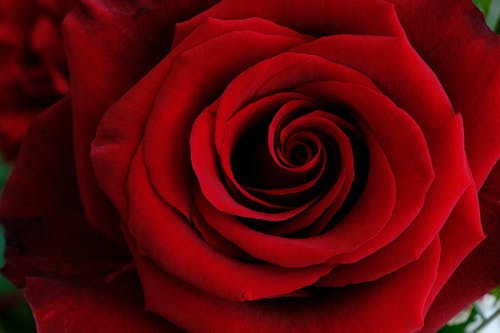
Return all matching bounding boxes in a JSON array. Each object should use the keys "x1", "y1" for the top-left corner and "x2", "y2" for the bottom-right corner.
[{"x1": 0, "y1": 0, "x2": 496, "y2": 332}]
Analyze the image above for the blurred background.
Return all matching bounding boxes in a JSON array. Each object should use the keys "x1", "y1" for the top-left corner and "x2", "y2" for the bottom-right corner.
[
  {"x1": 0, "y1": 0, "x2": 499, "y2": 332},
  {"x1": 1, "y1": 157, "x2": 36, "y2": 332}
]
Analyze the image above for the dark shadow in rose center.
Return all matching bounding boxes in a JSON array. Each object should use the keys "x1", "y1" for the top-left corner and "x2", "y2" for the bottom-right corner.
[{"x1": 228, "y1": 104, "x2": 369, "y2": 239}]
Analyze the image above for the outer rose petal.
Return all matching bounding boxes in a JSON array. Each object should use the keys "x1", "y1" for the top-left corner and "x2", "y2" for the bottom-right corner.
[
  {"x1": 423, "y1": 186, "x2": 484, "y2": 312},
  {"x1": 0, "y1": 98, "x2": 128, "y2": 286},
  {"x1": 63, "y1": 0, "x2": 218, "y2": 240},
  {"x1": 421, "y1": 162, "x2": 500, "y2": 332},
  {"x1": 25, "y1": 274, "x2": 180, "y2": 333},
  {"x1": 174, "y1": 0, "x2": 405, "y2": 46},
  {"x1": 7, "y1": 2, "x2": 495, "y2": 333},
  {"x1": 136, "y1": 239, "x2": 440, "y2": 333},
  {"x1": 388, "y1": 0, "x2": 500, "y2": 188}
]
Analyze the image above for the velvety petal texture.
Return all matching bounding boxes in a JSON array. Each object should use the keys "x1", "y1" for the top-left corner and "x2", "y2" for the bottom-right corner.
[
  {"x1": 421, "y1": 162, "x2": 500, "y2": 332},
  {"x1": 137, "y1": 240, "x2": 441, "y2": 333},
  {"x1": 388, "y1": 0, "x2": 500, "y2": 188},
  {"x1": 63, "y1": 0, "x2": 219, "y2": 241},
  {"x1": 1, "y1": 0, "x2": 498, "y2": 332},
  {"x1": 388, "y1": 0, "x2": 500, "y2": 328},
  {"x1": 25, "y1": 273, "x2": 181, "y2": 333},
  {"x1": 0, "y1": 99, "x2": 128, "y2": 286}
]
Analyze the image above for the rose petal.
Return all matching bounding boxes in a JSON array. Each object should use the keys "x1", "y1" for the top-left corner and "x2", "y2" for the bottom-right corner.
[
  {"x1": 128, "y1": 145, "x2": 332, "y2": 301},
  {"x1": 293, "y1": 34, "x2": 454, "y2": 131},
  {"x1": 0, "y1": 98, "x2": 127, "y2": 286},
  {"x1": 144, "y1": 24, "x2": 308, "y2": 220},
  {"x1": 421, "y1": 162, "x2": 500, "y2": 332},
  {"x1": 136, "y1": 238, "x2": 440, "y2": 333},
  {"x1": 24, "y1": 274, "x2": 179, "y2": 333},
  {"x1": 221, "y1": 96, "x2": 322, "y2": 210},
  {"x1": 192, "y1": 101, "x2": 346, "y2": 225},
  {"x1": 190, "y1": 206, "x2": 249, "y2": 259},
  {"x1": 389, "y1": 0, "x2": 500, "y2": 188},
  {"x1": 193, "y1": 113, "x2": 395, "y2": 267},
  {"x1": 423, "y1": 186, "x2": 484, "y2": 313},
  {"x1": 64, "y1": 0, "x2": 218, "y2": 240},
  {"x1": 191, "y1": 52, "x2": 377, "y2": 224},
  {"x1": 322, "y1": 114, "x2": 472, "y2": 285},
  {"x1": 191, "y1": 96, "x2": 318, "y2": 221},
  {"x1": 215, "y1": 51, "x2": 377, "y2": 144},
  {"x1": 174, "y1": 0, "x2": 405, "y2": 47},
  {"x1": 92, "y1": 16, "x2": 305, "y2": 216},
  {"x1": 294, "y1": 81, "x2": 433, "y2": 262}
]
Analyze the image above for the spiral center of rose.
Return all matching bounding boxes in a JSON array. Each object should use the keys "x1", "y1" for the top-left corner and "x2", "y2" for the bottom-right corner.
[
  {"x1": 191, "y1": 95, "x2": 369, "y2": 239},
  {"x1": 289, "y1": 141, "x2": 316, "y2": 165}
]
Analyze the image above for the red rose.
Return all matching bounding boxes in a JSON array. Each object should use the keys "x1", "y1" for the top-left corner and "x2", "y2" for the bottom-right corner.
[
  {"x1": 1, "y1": 0, "x2": 499, "y2": 332},
  {"x1": 0, "y1": 0, "x2": 73, "y2": 160}
]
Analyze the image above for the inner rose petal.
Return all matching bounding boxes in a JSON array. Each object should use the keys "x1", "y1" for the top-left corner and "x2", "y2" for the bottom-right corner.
[
  {"x1": 191, "y1": 49, "x2": 414, "y2": 261},
  {"x1": 191, "y1": 107, "x2": 315, "y2": 222},
  {"x1": 294, "y1": 81, "x2": 434, "y2": 263},
  {"x1": 321, "y1": 114, "x2": 473, "y2": 285},
  {"x1": 143, "y1": 20, "x2": 309, "y2": 219},
  {"x1": 248, "y1": 110, "x2": 354, "y2": 235},
  {"x1": 220, "y1": 95, "x2": 324, "y2": 211},
  {"x1": 92, "y1": 15, "x2": 311, "y2": 239},
  {"x1": 128, "y1": 145, "x2": 332, "y2": 301},
  {"x1": 214, "y1": 52, "x2": 378, "y2": 150},
  {"x1": 192, "y1": 116, "x2": 397, "y2": 268},
  {"x1": 222, "y1": 99, "x2": 331, "y2": 209},
  {"x1": 246, "y1": 131, "x2": 327, "y2": 210}
]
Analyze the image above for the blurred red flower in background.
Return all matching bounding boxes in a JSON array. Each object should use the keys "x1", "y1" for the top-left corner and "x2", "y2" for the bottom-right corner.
[{"x1": 0, "y1": 0, "x2": 73, "y2": 160}]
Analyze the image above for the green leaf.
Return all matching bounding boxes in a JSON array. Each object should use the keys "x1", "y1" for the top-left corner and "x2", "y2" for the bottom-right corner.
[
  {"x1": 0, "y1": 225, "x2": 4, "y2": 268},
  {"x1": 487, "y1": 0, "x2": 500, "y2": 32},
  {"x1": 474, "y1": 0, "x2": 500, "y2": 32},
  {"x1": 0, "y1": 157, "x2": 12, "y2": 190},
  {"x1": 0, "y1": 276, "x2": 15, "y2": 296},
  {"x1": 1, "y1": 301, "x2": 37, "y2": 333},
  {"x1": 0, "y1": 225, "x2": 15, "y2": 295},
  {"x1": 7, "y1": 302, "x2": 37, "y2": 330},
  {"x1": 0, "y1": 210, "x2": 16, "y2": 296},
  {"x1": 474, "y1": 0, "x2": 492, "y2": 13},
  {"x1": 491, "y1": 286, "x2": 500, "y2": 299}
]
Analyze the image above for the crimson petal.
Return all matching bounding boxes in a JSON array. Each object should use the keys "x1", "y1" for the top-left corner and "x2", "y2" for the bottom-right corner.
[
  {"x1": 0, "y1": 98, "x2": 127, "y2": 286},
  {"x1": 137, "y1": 238, "x2": 440, "y2": 333},
  {"x1": 389, "y1": 0, "x2": 500, "y2": 188},
  {"x1": 64, "y1": 0, "x2": 218, "y2": 240},
  {"x1": 25, "y1": 274, "x2": 179, "y2": 333}
]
